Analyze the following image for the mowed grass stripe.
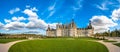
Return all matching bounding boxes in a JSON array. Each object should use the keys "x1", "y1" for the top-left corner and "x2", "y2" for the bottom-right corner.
[{"x1": 9, "y1": 39, "x2": 108, "y2": 52}]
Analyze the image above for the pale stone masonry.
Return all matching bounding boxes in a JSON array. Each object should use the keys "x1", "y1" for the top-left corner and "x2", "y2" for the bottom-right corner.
[{"x1": 46, "y1": 19, "x2": 94, "y2": 37}]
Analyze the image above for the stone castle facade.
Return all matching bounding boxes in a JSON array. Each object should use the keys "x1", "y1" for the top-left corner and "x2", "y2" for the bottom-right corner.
[{"x1": 46, "y1": 19, "x2": 94, "y2": 37}]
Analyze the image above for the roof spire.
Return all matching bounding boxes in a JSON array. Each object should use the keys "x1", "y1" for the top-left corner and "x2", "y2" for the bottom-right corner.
[
  {"x1": 87, "y1": 20, "x2": 92, "y2": 29},
  {"x1": 89, "y1": 20, "x2": 91, "y2": 25},
  {"x1": 47, "y1": 25, "x2": 50, "y2": 31}
]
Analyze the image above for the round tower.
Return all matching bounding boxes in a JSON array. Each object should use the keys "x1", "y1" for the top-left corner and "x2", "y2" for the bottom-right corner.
[{"x1": 56, "y1": 23, "x2": 62, "y2": 37}]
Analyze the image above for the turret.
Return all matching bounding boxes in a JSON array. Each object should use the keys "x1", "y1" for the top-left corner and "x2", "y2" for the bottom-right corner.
[
  {"x1": 69, "y1": 19, "x2": 77, "y2": 37},
  {"x1": 87, "y1": 20, "x2": 94, "y2": 36},
  {"x1": 46, "y1": 25, "x2": 50, "y2": 31},
  {"x1": 70, "y1": 19, "x2": 76, "y2": 29},
  {"x1": 46, "y1": 25, "x2": 50, "y2": 36},
  {"x1": 87, "y1": 20, "x2": 93, "y2": 29},
  {"x1": 56, "y1": 23, "x2": 61, "y2": 29},
  {"x1": 56, "y1": 22, "x2": 62, "y2": 37}
]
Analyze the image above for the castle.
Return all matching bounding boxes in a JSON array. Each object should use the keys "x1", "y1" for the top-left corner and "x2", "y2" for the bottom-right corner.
[{"x1": 46, "y1": 19, "x2": 94, "y2": 37}]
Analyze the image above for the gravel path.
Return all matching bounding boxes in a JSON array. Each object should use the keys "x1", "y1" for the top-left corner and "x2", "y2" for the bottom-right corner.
[
  {"x1": 106, "y1": 37, "x2": 120, "y2": 43},
  {"x1": 0, "y1": 40, "x2": 28, "y2": 52},
  {"x1": 98, "y1": 41, "x2": 120, "y2": 52}
]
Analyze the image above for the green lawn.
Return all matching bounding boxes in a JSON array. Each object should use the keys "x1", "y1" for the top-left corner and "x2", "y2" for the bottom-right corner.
[
  {"x1": 114, "y1": 43, "x2": 120, "y2": 47},
  {"x1": 9, "y1": 38, "x2": 108, "y2": 52},
  {"x1": 0, "y1": 39, "x2": 24, "y2": 43}
]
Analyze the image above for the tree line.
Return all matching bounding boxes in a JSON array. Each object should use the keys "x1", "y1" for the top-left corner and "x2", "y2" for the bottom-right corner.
[{"x1": 94, "y1": 29, "x2": 120, "y2": 38}]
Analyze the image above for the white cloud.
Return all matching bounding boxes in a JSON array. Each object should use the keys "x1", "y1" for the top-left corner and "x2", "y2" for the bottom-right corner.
[
  {"x1": 72, "y1": 0, "x2": 82, "y2": 11},
  {"x1": 23, "y1": 7, "x2": 55, "y2": 30},
  {"x1": 48, "y1": 2, "x2": 56, "y2": 11},
  {"x1": 71, "y1": 0, "x2": 83, "y2": 19},
  {"x1": 4, "y1": 19, "x2": 11, "y2": 23},
  {"x1": 77, "y1": 0, "x2": 82, "y2": 7},
  {"x1": 96, "y1": 1, "x2": 108, "y2": 10},
  {"x1": 23, "y1": 9, "x2": 38, "y2": 17},
  {"x1": 23, "y1": 8, "x2": 42, "y2": 29},
  {"x1": 72, "y1": 6, "x2": 80, "y2": 11},
  {"x1": 96, "y1": 0, "x2": 115, "y2": 10},
  {"x1": 47, "y1": 1, "x2": 57, "y2": 18},
  {"x1": 12, "y1": 17, "x2": 17, "y2": 21},
  {"x1": 30, "y1": 7, "x2": 38, "y2": 11},
  {"x1": 111, "y1": 8, "x2": 120, "y2": 21},
  {"x1": 90, "y1": 15, "x2": 117, "y2": 33},
  {"x1": 96, "y1": 4, "x2": 108, "y2": 10},
  {"x1": 23, "y1": 30, "x2": 43, "y2": 34},
  {"x1": 12, "y1": 16, "x2": 26, "y2": 21},
  {"x1": 9, "y1": 8, "x2": 20, "y2": 14},
  {"x1": 47, "y1": 11, "x2": 55, "y2": 18},
  {"x1": 2, "y1": 7, "x2": 57, "y2": 34},
  {"x1": 4, "y1": 16, "x2": 26, "y2": 24},
  {"x1": 26, "y1": 19, "x2": 48, "y2": 30},
  {"x1": 4, "y1": 21, "x2": 25, "y2": 30},
  {"x1": 26, "y1": 5, "x2": 30, "y2": 8},
  {"x1": 49, "y1": 6, "x2": 55, "y2": 11},
  {"x1": 48, "y1": 23, "x2": 57, "y2": 29},
  {"x1": 0, "y1": 22, "x2": 4, "y2": 29}
]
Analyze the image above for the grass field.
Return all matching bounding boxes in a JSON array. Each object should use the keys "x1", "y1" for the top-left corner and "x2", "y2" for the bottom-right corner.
[
  {"x1": 9, "y1": 38, "x2": 108, "y2": 52},
  {"x1": 0, "y1": 39, "x2": 24, "y2": 43},
  {"x1": 114, "y1": 43, "x2": 120, "y2": 47}
]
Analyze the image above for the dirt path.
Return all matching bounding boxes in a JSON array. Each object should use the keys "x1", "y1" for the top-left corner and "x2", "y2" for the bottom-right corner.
[
  {"x1": 0, "y1": 40, "x2": 28, "y2": 52},
  {"x1": 98, "y1": 41, "x2": 120, "y2": 52}
]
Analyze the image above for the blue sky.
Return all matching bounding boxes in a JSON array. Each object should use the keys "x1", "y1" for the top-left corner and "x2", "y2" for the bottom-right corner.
[{"x1": 0, "y1": 0, "x2": 120, "y2": 34}]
